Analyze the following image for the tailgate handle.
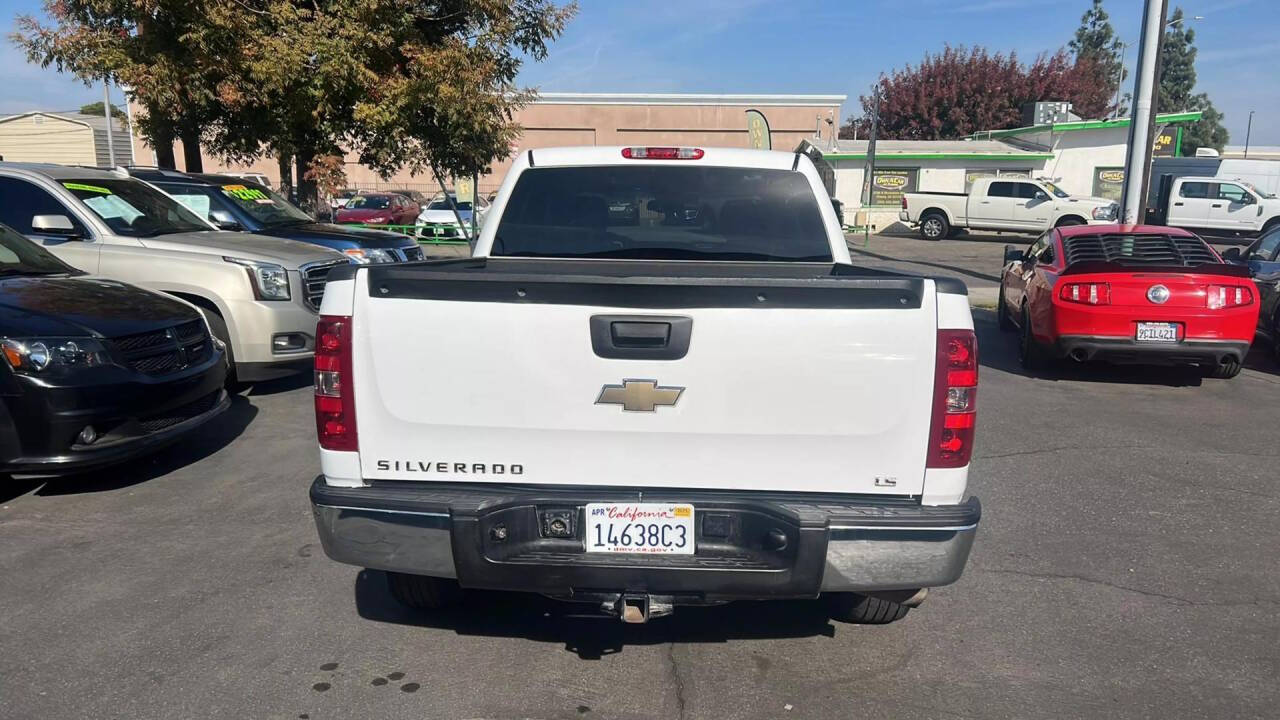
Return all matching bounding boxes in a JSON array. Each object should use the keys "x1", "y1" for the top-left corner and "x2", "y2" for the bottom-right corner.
[{"x1": 590, "y1": 315, "x2": 692, "y2": 360}]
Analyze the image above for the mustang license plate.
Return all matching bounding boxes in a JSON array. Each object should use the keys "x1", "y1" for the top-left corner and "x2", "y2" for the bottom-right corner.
[
  {"x1": 1136, "y1": 322, "x2": 1180, "y2": 343},
  {"x1": 585, "y1": 503, "x2": 694, "y2": 554}
]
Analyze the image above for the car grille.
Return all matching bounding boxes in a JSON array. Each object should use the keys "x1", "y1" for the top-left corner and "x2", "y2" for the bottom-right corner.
[
  {"x1": 302, "y1": 261, "x2": 348, "y2": 311},
  {"x1": 1062, "y1": 233, "x2": 1219, "y2": 266},
  {"x1": 112, "y1": 320, "x2": 211, "y2": 377},
  {"x1": 137, "y1": 391, "x2": 221, "y2": 434}
]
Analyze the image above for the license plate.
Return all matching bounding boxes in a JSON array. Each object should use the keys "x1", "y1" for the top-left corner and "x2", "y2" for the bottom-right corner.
[
  {"x1": 1136, "y1": 322, "x2": 1179, "y2": 343},
  {"x1": 585, "y1": 503, "x2": 694, "y2": 554}
]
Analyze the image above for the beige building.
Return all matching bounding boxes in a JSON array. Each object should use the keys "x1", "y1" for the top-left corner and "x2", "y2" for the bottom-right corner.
[
  {"x1": 133, "y1": 92, "x2": 846, "y2": 194},
  {"x1": 0, "y1": 111, "x2": 132, "y2": 166}
]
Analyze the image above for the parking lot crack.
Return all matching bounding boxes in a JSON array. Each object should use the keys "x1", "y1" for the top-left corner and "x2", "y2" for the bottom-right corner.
[
  {"x1": 979, "y1": 567, "x2": 1279, "y2": 608},
  {"x1": 665, "y1": 643, "x2": 687, "y2": 720}
]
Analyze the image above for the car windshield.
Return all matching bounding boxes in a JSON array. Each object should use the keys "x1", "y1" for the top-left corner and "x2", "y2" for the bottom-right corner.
[
  {"x1": 1240, "y1": 181, "x2": 1275, "y2": 199},
  {"x1": 1040, "y1": 180, "x2": 1070, "y2": 198},
  {"x1": 0, "y1": 222, "x2": 76, "y2": 275},
  {"x1": 428, "y1": 200, "x2": 473, "y2": 211},
  {"x1": 60, "y1": 179, "x2": 211, "y2": 237},
  {"x1": 219, "y1": 183, "x2": 312, "y2": 225},
  {"x1": 491, "y1": 165, "x2": 833, "y2": 261},
  {"x1": 346, "y1": 195, "x2": 393, "y2": 209}
]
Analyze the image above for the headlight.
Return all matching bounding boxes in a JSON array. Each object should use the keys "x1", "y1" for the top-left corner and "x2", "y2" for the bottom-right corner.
[
  {"x1": 1092, "y1": 204, "x2": 1119, "y2": 221},
  {"x1": 342, "y1": 248, "x2": 396, "y2": 264},
  {"x1": 224, "y1": 257, "x2": 291, "y2": 300},
  {"x1": 1, "y1": 337, "x2": 109, "y2": 375}
]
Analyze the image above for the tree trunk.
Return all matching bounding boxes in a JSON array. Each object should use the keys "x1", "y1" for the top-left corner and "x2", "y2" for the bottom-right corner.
[
  {"x1": 276, "y1": 152, "x2": 293, "y2": 200},
  {"x1": 180, "y1": 127, "x2": 203, "y2": 172},
  {"x1": 295, "y1": 148, "x2": 318, "y2": 214},
  {"x1": 153, "y1": 126, "x2": 177, "y2": 169}
]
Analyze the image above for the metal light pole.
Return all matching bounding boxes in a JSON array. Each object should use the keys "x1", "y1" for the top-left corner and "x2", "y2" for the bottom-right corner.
[
  {"x1": 1119, "y1": 0, "x2": 1168, "y2": 225},
  {"x1": 1112, "y1": 42, "x2": 1127, "y2": 118},
  {"x1": 102, "y1": 80, "x2": 115, "y2": 168},
  {"x1": 1244, "y1": 110, "x2": 1255, "y2": 158}
]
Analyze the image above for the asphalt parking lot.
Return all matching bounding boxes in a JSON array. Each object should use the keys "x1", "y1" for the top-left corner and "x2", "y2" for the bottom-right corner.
[{"x1": 2, "y1": 236, "x2": 1278, "y2": 720}]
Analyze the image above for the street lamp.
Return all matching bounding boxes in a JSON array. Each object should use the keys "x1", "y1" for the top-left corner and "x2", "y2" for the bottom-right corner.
[{"x1": 1244, "y1": 110, "x2": 1255, "y2": 159}]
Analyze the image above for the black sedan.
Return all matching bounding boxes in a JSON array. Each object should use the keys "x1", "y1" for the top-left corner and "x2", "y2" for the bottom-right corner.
[
  {"x1": 1222, "y1": 225, "x2": 1280, "y2": 363},
  {"x1": 0, "y1": 223, "x2": 230, "y2": 475}
]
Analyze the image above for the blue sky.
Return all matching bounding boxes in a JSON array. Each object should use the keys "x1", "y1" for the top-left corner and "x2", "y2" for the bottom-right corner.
[{"x1": 3, "y1": 0, "x2": 1276, "y2": 144}]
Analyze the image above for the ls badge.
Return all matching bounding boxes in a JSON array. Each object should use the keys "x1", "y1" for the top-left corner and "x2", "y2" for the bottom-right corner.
[{"x1": 596, "y1": 379, "x2": 684, "y2": 412}]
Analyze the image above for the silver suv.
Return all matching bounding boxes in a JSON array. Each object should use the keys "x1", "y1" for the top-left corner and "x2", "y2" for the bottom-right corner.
[{"x1": 0, "y1": 163, "x2": 349, "y2": 383}]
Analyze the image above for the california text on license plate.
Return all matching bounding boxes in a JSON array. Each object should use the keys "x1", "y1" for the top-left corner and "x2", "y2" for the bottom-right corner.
[
  {"x1": 1136, "y1": 322, "x2": 1179, "y2": 343},
  {"x1": 585, "y1": 503, "x2": 694, "y2": 554}
]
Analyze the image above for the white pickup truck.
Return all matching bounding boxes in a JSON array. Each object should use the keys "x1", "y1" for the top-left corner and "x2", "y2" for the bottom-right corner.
[
  {"x1": 309, "y1": 146, "x2": 981, "y2": 624},
  {"x1": 900, "y1": 177, "x2": 1118, "y2": 240},
  {"x1": 1154, "y1": 175, "x2": 1280, "y2": 239}
]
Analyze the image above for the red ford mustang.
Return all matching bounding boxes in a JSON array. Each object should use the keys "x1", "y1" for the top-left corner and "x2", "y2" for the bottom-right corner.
[{"x1": 998, "y1": 224, "x2": 1260, "y2": 378}]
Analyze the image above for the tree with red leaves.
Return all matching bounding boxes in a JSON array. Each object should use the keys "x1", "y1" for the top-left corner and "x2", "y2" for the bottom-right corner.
[{"x1": 841, "y1": 46, "x2": 1114, "y2": 141}]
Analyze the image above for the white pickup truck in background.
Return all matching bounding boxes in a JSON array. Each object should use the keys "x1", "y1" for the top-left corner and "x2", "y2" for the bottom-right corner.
[
  {"x1": 1152, "y1": 175, "x2": 1280, "y2": 239},
  {"x1": 900, "y1": 177, "x2": 1119, "y2": 240},
  {"x1": 309, "y1": 145, "x2": 981, "y2": 625}
]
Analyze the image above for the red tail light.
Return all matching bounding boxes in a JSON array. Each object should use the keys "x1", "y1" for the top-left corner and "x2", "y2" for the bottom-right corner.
[
  {"x1": 1206, "y1": 284, "x2": 1253, "y2": 309},
  {"x1": 927, "y1": 329, "x2": 978, "y2": 469},
  {"x1": 621, "y1": 147, "x2": 704, "y2": 160},
  {"x1": 315, "y1": 315, "x2": 357, "y2": 451},
  {"x1": 1059, "y1": 282, "x2": 1111, "y2": 305}
]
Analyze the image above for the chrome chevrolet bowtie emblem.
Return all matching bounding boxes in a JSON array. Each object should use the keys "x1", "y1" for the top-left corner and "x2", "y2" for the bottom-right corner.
[{"x1": 596, "y1": 379, "x2": 684, "y2": 412}]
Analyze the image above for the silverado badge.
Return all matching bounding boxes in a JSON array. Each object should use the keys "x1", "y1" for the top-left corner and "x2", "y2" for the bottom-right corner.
[{"x1": 596, "y1": 379, "x2": 684, "y2": 412}]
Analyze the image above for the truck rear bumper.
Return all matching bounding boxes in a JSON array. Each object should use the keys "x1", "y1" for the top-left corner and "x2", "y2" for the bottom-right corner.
[{"x1": 310, "y1": 478, "x2": 979, "y2": 601}]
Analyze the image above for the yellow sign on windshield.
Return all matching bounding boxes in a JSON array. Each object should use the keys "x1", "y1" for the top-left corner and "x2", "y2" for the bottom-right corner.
[
  {"x1": 222, "y1": 185, "x2": 269, "y2": 202},
  {"x1": 62, "y1": 182, "x2": 112, "y2": 194}
]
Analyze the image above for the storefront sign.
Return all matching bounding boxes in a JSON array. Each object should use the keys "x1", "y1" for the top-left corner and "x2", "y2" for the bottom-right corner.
[
  {"x1": 869, "y1": 168, "x2": 917, "y2": 206},
  {"x1": 1152, "y1": 128, "x2": 1180, "y2": 157},
  {"x1": 1092, "y1": 167, "x2": 1126, "y2": 201}
]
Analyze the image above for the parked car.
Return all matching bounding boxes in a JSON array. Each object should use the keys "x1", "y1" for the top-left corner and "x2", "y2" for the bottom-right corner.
[
  {"x1": 901, "y1": 177, "x2": 1119, "y2": 240},
  {"x1": 388, "y1": 189, "x2": 429, "y2": 205},
  {"x1": 309, "y1": 145, "x2": 981, "y2": 625},
  {"x1": 0, "y1": 221, "x2": 229, "y2": 474},
  {"x1": 128, "y1": 169, "x2": 423, "y2": 263},
  {"x1": 334, "y1": 192, "x2": 420, "y2": 228},
  {"x1": 1222, "y1": 224, "x2": 1280, "y2": 363},
  {"x1": 224, "y1": 171, "x2": 272, "y2": 189},
  {"x1": 998, "y1": 223, "x2": 1259, "y2": 378},
  {"x1": 0, "y1": 163, "x2": 350, "y2": 384},
  {"x1": 1148, "y1": 175, "x2": 1280, "y2": 240},
  {"x1": 414, "y1": 193, "x2": 489, "y2": 239}
]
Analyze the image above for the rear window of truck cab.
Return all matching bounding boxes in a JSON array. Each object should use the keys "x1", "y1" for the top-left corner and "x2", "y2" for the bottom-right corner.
[{"x1": 490, "y1": 165, "x2": 833, "y2": 262}]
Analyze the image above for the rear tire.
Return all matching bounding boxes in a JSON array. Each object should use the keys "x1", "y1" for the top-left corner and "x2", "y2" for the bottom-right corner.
[
  {"x1": 996, "y1": 288, "x2": 1014, "y2": 331},
  {"x1": 828, "y1": 593, "x2": 910, "y2": 624},
  {"x1": 1204, "y1": 357, "x2": 1242, "y2": 379},
  {"x1": 386, "y1": 572, "x2": 462, "y2": 610},
  {"x1": 1018, "y1": 306, "x2": 1048, "y2": 372},
  {"x1": 920, "y1": 213, "x2": 949, "y2": 241}
]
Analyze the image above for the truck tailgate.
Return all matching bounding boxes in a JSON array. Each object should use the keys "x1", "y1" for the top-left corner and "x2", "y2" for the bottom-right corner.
[{"x1": 351, "y1": 261, "x2": 940, "y2": 496}]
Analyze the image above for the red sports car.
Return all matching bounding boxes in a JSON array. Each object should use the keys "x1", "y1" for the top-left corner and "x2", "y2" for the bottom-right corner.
[{"x1": 998, "y1": 224, "x2": 1259, "y2": 378}]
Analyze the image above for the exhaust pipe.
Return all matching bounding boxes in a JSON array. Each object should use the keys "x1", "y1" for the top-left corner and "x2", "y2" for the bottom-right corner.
[{"x1": 1069, "y1": 348, "x2": 1088, "y2": 362}]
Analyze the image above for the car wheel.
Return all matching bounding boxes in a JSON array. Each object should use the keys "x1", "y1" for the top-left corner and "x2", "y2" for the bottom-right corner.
[
  {"x1": 920, "y1": 213, "x2": 949, "y2": 241},
  {"x1": 198, "y1": 308, "x2": 241, "y2": 390},
  {"x1": 828, "y1": 593, "x2": 909, "y2": 624},
  {"x1": 1018, "y1": 306, "x2": 1047, "y2": 371},
  {"x1": 1056, "y1": 216, "x2": 1086, "y2": 227},
  {"x1": 386, "y1": 572, "x2": 462, "y2": 610},
  {"x1": 996, "y1": 288, "x2": 1014, "y2": 331},
  {"x1": 1204, "y1": 357, "x2": 1242, "y2": 379}
]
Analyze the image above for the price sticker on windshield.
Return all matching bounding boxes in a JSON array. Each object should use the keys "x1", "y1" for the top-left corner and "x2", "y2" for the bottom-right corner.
[{"x1": 222, "y1": 185, "x2": 268, "y2": 201}]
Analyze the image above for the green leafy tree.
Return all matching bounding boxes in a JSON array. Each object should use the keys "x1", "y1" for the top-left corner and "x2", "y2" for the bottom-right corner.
[
  {"x1": 1069, "y1": 0, "x2": 1127, "y2": 116},
  {"x1": 1159, "y1": 7, "x2": 1228, "y2": 153},
  {"x1": 77, "y1": 101, "x2": 128, "y2": 122}
]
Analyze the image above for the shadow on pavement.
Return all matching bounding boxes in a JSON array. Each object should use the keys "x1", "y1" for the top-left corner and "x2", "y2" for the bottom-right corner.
[
  {"x1": 245, "y1": 373, "x2": 314, "y2": 397},
  {"x1": 353, "y1": 570, "x2": 841, "y2": 659},
  {"x1": 974, "y1": 309, "x2": 1208, "y2": 387},
  {"x1": 31, "y1": 394, "x2": 259, "y2": 496},
  {"x1": 849, "y1": 246, "x2": 1002, "y2": 285}
]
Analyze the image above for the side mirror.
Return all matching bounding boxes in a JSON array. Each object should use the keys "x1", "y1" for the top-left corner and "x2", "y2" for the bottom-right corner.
[
  {"x1": 31, "y1": 214, "x2": 81, "y2": 237},
  {"x1": 1034, "y1": 191, "x2": 1049, "y2": 202},
  {"x1": 1004, "y1": 244, "x2": 1025, "y2": 265},
  {"x1": 1221, "y1": 247, "x2": 1242, "y2": 262},
  {"x1": 209, "y1": 209, "x2": 242, "y2": 231}
]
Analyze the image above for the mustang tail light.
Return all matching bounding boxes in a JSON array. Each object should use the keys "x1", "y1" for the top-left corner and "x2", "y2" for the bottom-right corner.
[
  {"x1": 621, "y1": 147, "x2": 704, "y2": 160},
  {"x1": 927, "y1": 329, "x2": 978, "y2": 469},
  {"x1": 315, "y1": 315, "x2": 357, "y2": 451},
  {"x1": 1206, "y1": 284, "x2": 1253, "y2": 309},
  {"x1": 1059, "y1": 282, "x2": 1111, "y2": 305}
]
